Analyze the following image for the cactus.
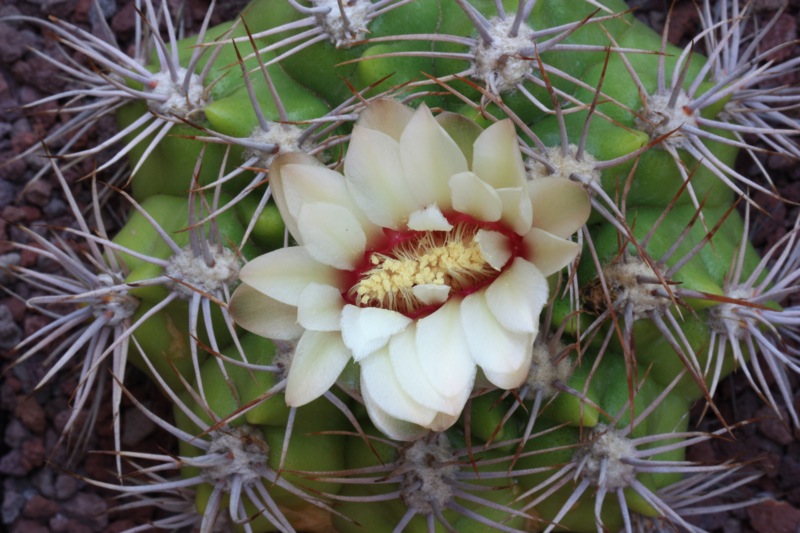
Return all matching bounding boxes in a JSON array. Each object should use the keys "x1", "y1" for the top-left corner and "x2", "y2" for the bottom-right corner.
[{"x1": 4, "y1": 0, "x2": 800, "y2": 532}]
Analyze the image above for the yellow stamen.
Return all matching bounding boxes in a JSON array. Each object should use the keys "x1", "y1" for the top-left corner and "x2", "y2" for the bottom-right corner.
[{"x1": 351, "y1": 225, "x2": 496, "y2": 314}]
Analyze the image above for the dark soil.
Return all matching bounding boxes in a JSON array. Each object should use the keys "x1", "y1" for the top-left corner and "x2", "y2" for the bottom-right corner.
[{"x1": 0, "y1": 1, "x2": 798, "y2": 532}]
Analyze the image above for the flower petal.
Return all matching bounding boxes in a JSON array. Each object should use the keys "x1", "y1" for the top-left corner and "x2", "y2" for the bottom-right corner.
[
  {"x1": 297, "y1": 283, "x2": 344, "y2": 332},
  {"x1": 412, "y1": 284, "x2": 451, "y2": 306},
  {"x1": 297, "y1": 202, "x2": 367, "y2": 270},
  {"x1": 475, "y1": 229, "x2": 511, "y2": 271},
  {"x1": 523, "y1": 227, "x2": 581, "y2": 276},
  {"x1": 415, "y1": 299, "x2": 477, "y2": 399},
  {"x1": 436, "y1": 111, "x2": 482, "y2": 165},
  {"x1": 361, "y1": 385, "x2": 429, "y2": 441},
  {"x1": 285, "y1": 330, "x2": 350, "y2": 406},
  {"x1": 485, "y1": 258, "x2": 548, "y2": 334},
  {"x1": 360, "y1": 347, "x2": 437, "y2": 427},
  {"x1": 356, "y1": 98, "x2": 415, "y2": 141},
  {"x1": 229, "y1": 284, "x2": 303, "y2": 340},
  {"x1": 340, "y1": 304, "x2": 412, "y2": 361},
  {"x1": 400, "y1": 104, "x2": 468, "y2": 209},
  {"x1": 460, "y1": 290, "x2": 533, "y2": 374},
  {"x1": 472, "y1": 119, "x2": 527, "y2": 189},
  {"x1": 481, "y1": 345, "x2": 534, "y2": 389},
  {"x1": 345, "y1": 125, "x2": 418, "y2": 229},
  {"x1": 275, "y1": 158, "x2": 380, "y2": 243},
  {"x1": 239, "y1": 246, "x2": 341, "y2": 306},
  {"x1": 450, "y1": 171, "x2": 502, "y2": 222},
  {"x1": 529, "y1": 177, "x2": 591, "y2": 239},
  {"x1": 407, "y1": 204, "x2": 453, "y2": 231},
  {"x1": 389, "y1": 326, "x2": 460, "y2": 415},
  {"x1": 497, "y1": 187, "x2": 534, "y2": 236},
  {"x1": 269, "y1": 152, "x2": 325, "y2": 242}
]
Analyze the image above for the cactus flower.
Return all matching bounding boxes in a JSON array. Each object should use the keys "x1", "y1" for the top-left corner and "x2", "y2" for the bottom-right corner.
[{"x1": 230, "y1": 99, "x2": 590, "y2": 439}]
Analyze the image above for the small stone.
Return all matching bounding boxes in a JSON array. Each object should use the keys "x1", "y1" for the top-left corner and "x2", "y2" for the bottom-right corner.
[
  {"x1": 63, "y1": 492, "x2": 108, "y2": 530},
  {"x1": 0, "y1": 179, "x2": 16, "y2": 208},
  {"x1": 54, "y1": 474, "x2": 79, "y2": 501},
  {"x1": 121, "y1": 406, "x2": 156, "y2": 447},
  {"x1": 2, "y1": 477, "x2": 24, "y2": 523},
  {"x1": 22, "y1": 179, "x2": 52, "y2": 208},
  {"x1": 14, "y1": 395, "x2": 46, "y2": 434},
  {"x1": 22, "y1": 494, "x2": 58, "y2": 520},
  {"x1": 42, "y1": 196, "x2": 67, "y2": 218},
  {"x1": 0, "y1": 449, "x2": 27, "y2": 476},
  {"x1": 757, "y1": 408, "x2": 796, "y2": 446},
  {"x1": 0, "y1": 302, "x2": 22, "y2": 351},
  {"x1": 20, "y1": 437, "x2": 46, "y2": 472},
  {"x1": 0, "y1": 23, "x2": 38, "y2": 63},
  {"x1": 1, "y1": 205, "x2": 28, "y2": 223},
  {"x1": 50, "y1": 514, "x2": 93, "y2": 533},
  {"x1": 10, "y1": 519, "x2": 49, "y2": 533},
  {"x1": 4, "y1": 418, "x2": 30, "y2": 448},
  {"x1": 748, "y1": 499, "x2": 800, "y2": 533},
  {"x1": 31, "y1": 467, "x2": 55, "y2": 499},
  {"x1": 104, "y1": 520, "x2": 140, "y2": 533}
]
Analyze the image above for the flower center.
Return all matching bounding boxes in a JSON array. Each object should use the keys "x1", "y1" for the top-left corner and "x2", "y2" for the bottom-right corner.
[{"x1": 348, "y1": 218, "x2": 521, "y2": 317}]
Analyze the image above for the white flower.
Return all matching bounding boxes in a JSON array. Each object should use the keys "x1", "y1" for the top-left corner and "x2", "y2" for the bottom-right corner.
[{"x1": 230, "y1": 100, "x2": 590, "y2": 440}]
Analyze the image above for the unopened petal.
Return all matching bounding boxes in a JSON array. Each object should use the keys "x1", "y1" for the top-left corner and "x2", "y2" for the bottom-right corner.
[
  {"x1": 523, "y1": 227, "x2": 581, "y2": 276},
  {"x1": 229, "y1": 284, "x2": 303, "y2": 340},
  {"x1": 297, "y1": 283, "x2": 344, "y2": 332},
  {"x1": 239, "y1": 247, "x2": 341, "y2": 306},
  {"x1": 450, "y1": 171, "x2": 502, "y2": 222},
  {"x1": 407, "y1": 205, "x2": 453, "y2": 231},
  {"x1": 529, "y1": 177, "x2": 591, "y2": 238},
  {"x1": 475, "y1": 229, "x2": 512, "y2": 271},
  {"x1": 412, "y1": 284, "x2": 451, "y2": 306},
  {"x1": 285, "y1": 330, "x2": 350, "y2": 406},
  {"x1": 472, "y1": 119, "x2": 527, "y2": 189},
  {"x1": 297, "y1": 202, "x2": 367, "y2": 271},
  {"x1": 485, "y1": 258, "x2": 548, "y2": 334},
  {"x1": 416, "y1": 300, "x2": 477, "y2": 399},
  {"x1": 360, "y1": 347, "x2": 438, "y2": 427},
  {"x1": 340, "y1": 304, "x2": 412, "y2": 361},
  {"x1": 400, "y1": 104, "x2": 468, "y2": 209}
]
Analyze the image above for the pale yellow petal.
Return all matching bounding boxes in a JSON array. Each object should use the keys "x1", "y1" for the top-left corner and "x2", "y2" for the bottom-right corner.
[
  {"x1": 475, "y1": 229, "x2": 512, "y2": 271},
  {"x1": 360, "y1": 347, "x2": 438, "y2": 427},
  {"x1": 450, "y1": 171, "x2": 502, "y2": 222},
  {"x1": 472, "y1": 119, "x2": 527, "y2": 189},
  {"x1": 356, "y1": 98, "x2": 415, "y2": 141},
  {"x1": 297, "y1": 202, "x2": 367, "y2": 271},
  {"x1": 523, "y1": 227, "x2": 581, "y2": 276},
  {"x1": 340, "y1": 304, "x2": 412, "y2": 361},
  {"x1": 400, "y1": 104, "x2": 468, "y2": 209},
  {"x1": 239, "y1": 247, "x2": 341, "y2": 306},
  {"x1": 485, "y1": 258, "x2": 548, "y2": 334},
  {"x1": 344, "y1": 125, "x2": 418, "y2": 229},
  {"x1": 297, "y1": 283, "x2": 344, "y2": 332},
  {"x1": 415, "y1": 299, "x2": 477, "y2": 399},
  {"x1": 229, "y1": 284, "x2": 303, "y2": 340},
  {"x1": 285, "y1": 330, "x2": 350, "y2": 406},
  {"x1": 528, "y1": 177, "x2": 591, "y2": 239}
]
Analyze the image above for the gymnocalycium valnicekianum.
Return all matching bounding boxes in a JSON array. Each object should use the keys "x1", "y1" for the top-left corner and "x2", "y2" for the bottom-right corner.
[{"x1": 6, "y1": 0, "x2": 800, "y2": 531}]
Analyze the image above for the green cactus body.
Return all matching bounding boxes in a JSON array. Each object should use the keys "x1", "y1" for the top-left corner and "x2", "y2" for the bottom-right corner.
[{"x1": 20, "y1": 0, "x2": 792, "y2": 531}]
